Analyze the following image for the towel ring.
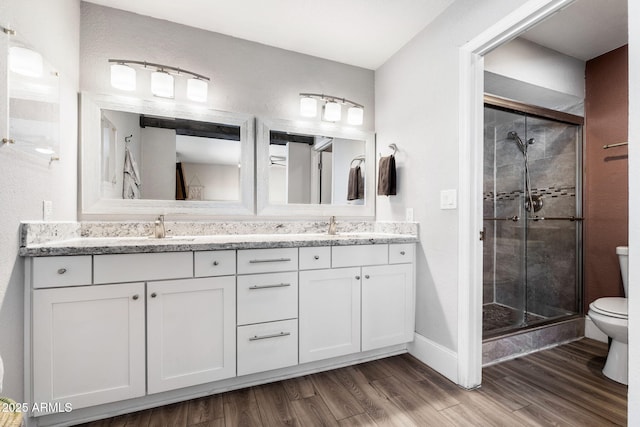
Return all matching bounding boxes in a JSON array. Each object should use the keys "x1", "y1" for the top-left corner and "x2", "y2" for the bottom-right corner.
[{"x1": 379, "y1": 143, "x2": 398, "y2": 157}]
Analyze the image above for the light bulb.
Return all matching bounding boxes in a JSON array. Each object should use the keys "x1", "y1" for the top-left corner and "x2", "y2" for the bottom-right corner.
[
  {"x1": 187, "y1": 78, "x2": 208, "y2": 102},
  {"x1": 300, "y1": 96, "x2": 318, "y2": 117},
  {"x1": 110, "y1": 63, "x2": 136, "y2": 91},
  {"x1": 323, "y1": 101, "x2": 341, "y2": 122},
  {"x1": 151, "y1": 71, "x2": 174, "y2": 98},
  {"x1": 347, "y1": 106, "x2": 364, "y2": 125}
]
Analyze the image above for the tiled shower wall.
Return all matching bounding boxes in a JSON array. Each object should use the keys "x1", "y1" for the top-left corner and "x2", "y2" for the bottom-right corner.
[{"x1": 483, "y1": 106, "x2": 580, "y2": 325}]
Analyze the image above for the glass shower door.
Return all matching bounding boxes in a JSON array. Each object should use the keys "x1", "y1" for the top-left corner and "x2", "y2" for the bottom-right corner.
[
  {"x1": 483, "y1": 105, "x2": 582, "y2": 338},
  {"x1": 483, "y1": 107, "x2": 528, "y2": 334}
]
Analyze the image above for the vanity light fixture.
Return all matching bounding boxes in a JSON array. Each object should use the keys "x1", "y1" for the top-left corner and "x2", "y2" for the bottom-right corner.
[
  {"x1": 108, "y1": 59, "x2": 210, "y2": 102},
  {"x1": 299, "y1": 93, "x2": 364, "y2": 125},
  {"x1": 150, "y1": 70, "x2": 174, "y2": 98}
]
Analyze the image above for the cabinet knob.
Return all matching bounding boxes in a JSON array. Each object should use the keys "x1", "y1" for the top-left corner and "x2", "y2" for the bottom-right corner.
[
  {"x1": 57, "y1": 268, "x2": 67, "y2": 275},
  {"x1": 132, "y1": 294, "x2": 139, "y2": 300},
  {"x1": 314, "y1": 255, "x2": 320, "y2": 260},
  {"x1": 400, "y1": 251, "x2": 406, "y2": 255},
  {"x1": 365, "y1": 275, "x2": 370, "y2": 279},
  {"x1": 151, "y1": 292, "x2": 157, "y2": 298},
  {"x1": 355, "y1": 275, "x2": 361, "y2": 280},
  {"x1": 212, "y1": 261, "x2": 219, "y2": 266}
]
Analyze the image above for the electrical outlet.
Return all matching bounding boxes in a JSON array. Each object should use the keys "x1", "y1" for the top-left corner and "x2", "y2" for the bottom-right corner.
[{"x1": 43, "y1": 200, "x2": 53, "y2": 221}]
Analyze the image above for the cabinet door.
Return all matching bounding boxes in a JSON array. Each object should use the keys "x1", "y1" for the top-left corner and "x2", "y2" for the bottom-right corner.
[
  {"x1": 32, "y1": 283, "x2": 145, "y2": 413},
  {"x1": 299, "y1": 267, "x2": 361, "y2": 363},
  {"x1": 362, "y1": 264, "x2": 415, "y2": 351},
  {"x1": 147, "y1": 277, "x2": 236, "y2": 394}
]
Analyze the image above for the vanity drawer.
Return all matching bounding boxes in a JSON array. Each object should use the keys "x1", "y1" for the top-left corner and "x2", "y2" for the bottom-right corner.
[
  {"x1": 299, "y1": 246, "x2": 331, "y2": 270},
  {"x1": 389, "y1": 243, "x2": 415, "y2": 264},
  {"x1": 237, "y1": 319, "x2": 298, "y2": 376},
  {"x1": 237, "y1": 248, "x2": 298, "y2": 274},
  {"x1": 332, "y1": 245, "x2": 388, "y2": 268},
  {"x1": 194, "y1": 250, "x2": 236, "y2": 277},
  {"x1": 31, "y1": 256, "x2": 92, "y2": 288},
  {"x1": 237, "y1": 272, "x2": 298, "y2": 325},
  {"x1": 94, "y1": 252, "x2": 192, "y2": 284}
]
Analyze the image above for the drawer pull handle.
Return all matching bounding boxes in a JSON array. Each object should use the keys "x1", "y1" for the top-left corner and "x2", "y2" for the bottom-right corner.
[
  {"x1": 249, "y1": 332, "x2": 291, "y2": 341},
  {"x1": 355, "y1": 275, "x2": 361, "y2": 280},
  {"x1": 365, "y1": 275, "x2": 370, "y2": 279},
  {"x1": 314, "y1": 255, "x2": 320, "y2": 260},
  {"x1": 151, "y1": 292, "x2": 157, "y2": 298},
  {"x1": 132, "y1": 294, "x2": 139, "y2": 300},
  {"x1": 212, "y1": 261, "x2": 219, "y2": 266},
  {"x1": 400, "y1": 251, "x2": 406, "y2": 255},
  {"x1": 57, "y1": 268, "x2": 67, "y2": 275},
  {"x1": 249, "y1": 258, "x2": 292, "y2": 264},
  {"x1": 249, "y1": 283, "x2": 291, "y2": 290}
]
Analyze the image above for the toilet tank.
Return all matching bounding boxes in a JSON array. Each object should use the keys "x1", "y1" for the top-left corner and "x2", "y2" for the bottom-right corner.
[{"x1": 617, "y1": 246, "x2": 628, "y2": 297}]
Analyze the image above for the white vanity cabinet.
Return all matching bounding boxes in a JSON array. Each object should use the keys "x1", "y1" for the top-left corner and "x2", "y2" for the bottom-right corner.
[
  {"x1": 236, "y1": 249, "x2": 299, "y2": 376},
  {"x1": 24, "y1": 239, "x2": 416, "y2": 426},
  {"x1": 361, "y1": 263, "x2": 414, "y2": 351},
  {"x1": 32, "y1": 282, "x2": 146, "y2": 413},
  {"x1": 147, "y1": 277, "x2": 236, "y2": 394},
  {"x1": 299, "y1": 267, "x2": 362, "y2": 363}
]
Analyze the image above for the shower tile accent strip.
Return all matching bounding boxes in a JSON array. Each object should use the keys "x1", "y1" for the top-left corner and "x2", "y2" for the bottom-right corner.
[{"x1": 483, "y1": 186, "x2": 576, "y2": 201}]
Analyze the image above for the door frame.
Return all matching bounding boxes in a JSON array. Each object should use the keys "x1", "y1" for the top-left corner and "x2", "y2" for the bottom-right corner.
[{"x1": 456, "y1": 0, "x2": 576, "y2": 389}]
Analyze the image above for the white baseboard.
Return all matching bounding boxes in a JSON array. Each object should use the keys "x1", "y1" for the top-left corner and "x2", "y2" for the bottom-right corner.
[
  {"x1": 407, "y1": 332, "x2": 458, "y2": 384},
  {"x1": 585, "y1": 316, "x2": 609, "y2": 343}
]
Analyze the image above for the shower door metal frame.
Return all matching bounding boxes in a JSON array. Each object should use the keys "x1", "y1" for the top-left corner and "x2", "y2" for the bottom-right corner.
[{"x1": 483, "y1": 96, "x2": 585, "y2": 334}]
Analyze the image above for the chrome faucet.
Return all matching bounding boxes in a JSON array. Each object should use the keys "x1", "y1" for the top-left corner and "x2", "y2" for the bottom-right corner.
[
  {"x1": 328, "y1": 216, "x2": 337, "y2": 235},
  {"x1": 154, "y1": 215, "x2": 166, "y2": 238}
]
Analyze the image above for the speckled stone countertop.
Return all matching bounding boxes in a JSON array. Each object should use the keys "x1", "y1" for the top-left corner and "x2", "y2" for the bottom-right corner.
[{"x1": 20, "y1": 220, "x2": 419, "y2": 256}]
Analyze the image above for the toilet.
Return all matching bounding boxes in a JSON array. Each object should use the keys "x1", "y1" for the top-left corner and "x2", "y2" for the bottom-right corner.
[{"x1": 588, "y1": 246, "x2": 629, "y2": 385}]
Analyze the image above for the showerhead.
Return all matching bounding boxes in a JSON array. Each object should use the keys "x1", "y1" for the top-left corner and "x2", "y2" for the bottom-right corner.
[{"x1": 507, "y1": 131, "x2": 526, "y2": 154}]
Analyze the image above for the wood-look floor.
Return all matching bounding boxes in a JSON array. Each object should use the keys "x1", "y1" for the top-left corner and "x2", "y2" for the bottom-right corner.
[{"x1": 76, "y1": 338, "x2": 627, "y2": 427}]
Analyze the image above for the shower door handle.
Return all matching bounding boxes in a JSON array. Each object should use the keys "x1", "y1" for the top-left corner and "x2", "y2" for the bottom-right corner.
[{"x1": 483, "y1": 215, "x2": 519, "y2": 222}]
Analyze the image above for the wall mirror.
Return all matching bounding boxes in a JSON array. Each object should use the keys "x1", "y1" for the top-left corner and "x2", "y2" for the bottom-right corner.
[
  {"x1": 80, "y1": 93, "x2": 254, "y2": 218},
  {"x1": 3, "y1": 28, "x2": 60, "y2": 161},
  {"x1": 257, "y1": 118, "x2": 374, "y2": 217}
]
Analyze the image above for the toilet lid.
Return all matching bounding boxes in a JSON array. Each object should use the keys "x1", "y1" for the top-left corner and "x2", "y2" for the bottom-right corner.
[{"x1": 590, "y1": 297, "x2": 628, "y2": 319}]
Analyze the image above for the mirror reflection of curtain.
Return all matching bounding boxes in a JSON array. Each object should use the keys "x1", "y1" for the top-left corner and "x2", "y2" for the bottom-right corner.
[{"x1": 176, "y1": 162, "x2": 186, "y2": 200}]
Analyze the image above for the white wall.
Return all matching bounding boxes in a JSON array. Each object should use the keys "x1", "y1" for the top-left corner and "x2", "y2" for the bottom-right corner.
[
  {"x1": 628, "y1": 0, "x2": 639, "y2": 423},
  {"x1": 80, "y1": 3, "x2": 374, "y2": 131},
  {"x1": 485, "y1": 37, "x2": 585, "y2": 104},
  {"x1": 140, "y1": 127, "x2": 175, "y2": 200},
  {"x1": 375, "y1": 0, "x2": 529, "y2": 366},
  {"x1": 0, "y1": 0, "x2": 79, "y2": 400},
  {"x1": 286, "y1": 143, "x2": 312, "y2": 204},
  {"x1": 182, "y1": 163, "x2": 240, "y2": 201}
]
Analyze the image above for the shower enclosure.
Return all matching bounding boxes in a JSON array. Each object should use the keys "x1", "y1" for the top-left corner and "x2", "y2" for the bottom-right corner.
[{"x1": 483, "y1": 98, "x2": 583, "y2": 338}]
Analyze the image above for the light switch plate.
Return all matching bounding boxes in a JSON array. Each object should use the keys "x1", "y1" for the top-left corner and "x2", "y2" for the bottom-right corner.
[
  {"x1": 406, "y1": 208, "x2": 414, "y2": 221},
  {"x1": 43, "y1": 200, "x2": 53, "y2": 221},
  {"x1": 440, "y1": 189, "x2": 457, "y2": 210}
]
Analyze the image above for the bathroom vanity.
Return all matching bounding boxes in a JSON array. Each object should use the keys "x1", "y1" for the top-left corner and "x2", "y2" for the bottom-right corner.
[{"x1": 20, "y1": 222, "x2": 417, "y2": 427}]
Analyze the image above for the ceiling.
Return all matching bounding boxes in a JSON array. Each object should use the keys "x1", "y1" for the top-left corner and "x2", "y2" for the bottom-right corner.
[
  {"x1": 83, "y1": 0, "x2": 455, "y2": 70},
  {"x1": 521, "y1": 0, "x2": 627, "y2": 61},
  {"x1": 85, "y1": 0, "x2": 627, "y2": 70}
]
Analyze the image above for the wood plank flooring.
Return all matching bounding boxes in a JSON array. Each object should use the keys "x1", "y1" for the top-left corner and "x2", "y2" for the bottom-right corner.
[{"x1": 75, "y1": 338, "x2": 627, "y2": 427}]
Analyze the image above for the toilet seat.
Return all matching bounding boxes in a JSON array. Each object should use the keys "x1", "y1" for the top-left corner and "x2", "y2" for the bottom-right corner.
[{"x1": 589, "y1": 297, "x2": 628, "y2": 319}]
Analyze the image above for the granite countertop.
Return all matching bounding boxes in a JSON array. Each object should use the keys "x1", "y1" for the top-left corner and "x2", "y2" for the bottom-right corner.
[
  {"x1": 20, "y1": 232, "x2": 418, "y2": 256},
  {"x1": 20, "y1": 221, "x2": 419, "y2": 256}
]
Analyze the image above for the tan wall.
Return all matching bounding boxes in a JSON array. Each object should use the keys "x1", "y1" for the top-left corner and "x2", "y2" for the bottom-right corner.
[{"x1": 584, "y1": 45, "x2": 629, "y2": 310}]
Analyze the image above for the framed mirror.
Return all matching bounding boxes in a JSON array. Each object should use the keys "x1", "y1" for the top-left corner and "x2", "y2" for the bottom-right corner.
[
  {"x1": 80, "y1": 93, "x2": 254, "y2": 218},
  {"x1": 257, "y1": 118, "x2": 374, "y2": 217}
]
